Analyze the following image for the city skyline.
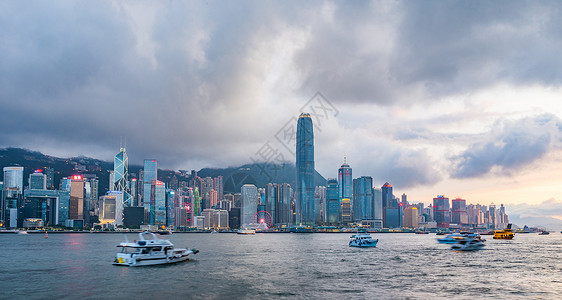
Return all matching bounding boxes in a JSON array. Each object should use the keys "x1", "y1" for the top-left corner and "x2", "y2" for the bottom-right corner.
[{"x1": 2, "y1": 1, "x2": 562, "y2": 223}]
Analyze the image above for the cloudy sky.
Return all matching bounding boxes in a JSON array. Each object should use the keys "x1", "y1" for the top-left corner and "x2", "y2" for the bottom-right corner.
[{"x1": 2, "y1": 1, "x2": 562, "y2": 217}]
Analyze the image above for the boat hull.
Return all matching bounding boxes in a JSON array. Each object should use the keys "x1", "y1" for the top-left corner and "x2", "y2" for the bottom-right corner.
[
  {"x1": 113, "y1": 250, "x2": 195, "y2": 267},
  {"x1": 349, "y1": 239, "x2": 378, "y2": 247}
]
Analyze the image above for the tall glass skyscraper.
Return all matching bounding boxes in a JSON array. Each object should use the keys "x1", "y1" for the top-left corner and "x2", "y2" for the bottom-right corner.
[
  {"x1": 241, "y1": 184, "x2": 258, "y2": 228},
  {"x1": 143, "y1": 159, "x2": 158, "y2": 210},
  {"x1": 114, "y1": 147, "x2": 133, "y2": 207},
  {"x1": 296, "y1": 113, "x2": 315, "y2": 225},
  {"x1": 352, "y1": 176, "x2": 373, "y2": 221},
  {"x1": 326, "y1": 179, "x2": 340, "y2": 224},
  {"x1": 338, "y1": 160, "x2": 352, "y2": 223}
]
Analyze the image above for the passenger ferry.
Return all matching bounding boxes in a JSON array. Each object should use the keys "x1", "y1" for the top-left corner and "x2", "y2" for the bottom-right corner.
[
  {"x1": 113, "y1": 232, "x2": 198, "y2": 267},
  {"x1": 349, "y1": 233, "x2": 378, "y2": 247},
  {"x1": 237, "y1": 229, "x2": 256, "y2": 235},
  {"x1": 493, "y1": 224, "x2": 515, "y2": 239}
]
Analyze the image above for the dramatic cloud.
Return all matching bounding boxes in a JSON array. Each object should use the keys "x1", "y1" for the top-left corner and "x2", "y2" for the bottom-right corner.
[
  {"x1": 451, "y1": 114, "x2": 562, "y2": 178},
  {"x1": 2, "y1": 1, "x2": 562, "y2": 198}
]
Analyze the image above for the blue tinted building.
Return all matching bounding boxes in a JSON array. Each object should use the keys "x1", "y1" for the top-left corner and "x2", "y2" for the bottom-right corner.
[
  {"x1": 151, "y1": 180, "x2": 166, "y2": 226},
  {"x1": 353, "y1": 176, "x2": 373, "y2": 221},
  {"x1": 143, "y1": 159, "x2": 157, "y2": 210},
  {"x1": 338, "y1": 161, "x2": 352, "y2": 223},
  {"x1": 296, "y1": 113, "x2": 315, "y2": 225},
  {"x1": 326, "y1": 179, "x2": 340, "y2": 224}
]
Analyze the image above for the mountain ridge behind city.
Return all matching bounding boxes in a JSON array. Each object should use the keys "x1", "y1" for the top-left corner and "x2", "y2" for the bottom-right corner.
[{"x1": 0, "y1": 147, "x2": 326, "y2": 195}]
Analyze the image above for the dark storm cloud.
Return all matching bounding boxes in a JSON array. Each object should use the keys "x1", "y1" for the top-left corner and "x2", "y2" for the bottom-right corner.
[
  {"x1": 294, "y1": 0, "x2": 562, "y2": 104},
  {"x1": 0, "y1": 1, "x2": 301, "y2": 168},
  {"x1": 451, "y1": 114, "x2": 562, "y2": 178},
  {"x1": 2, "y1": 0, "x2": 562, "y2": 183}
]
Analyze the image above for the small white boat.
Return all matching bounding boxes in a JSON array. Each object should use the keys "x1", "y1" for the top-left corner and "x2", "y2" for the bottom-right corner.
[
  {"x1": 113, "y1": 232, "x2": 198, "y2": 267},
  {"x1": 16, "y1": 230, "x2": 28, "y2": 235},
  {"x1": 437, "y1": 233, "x2": 464, "y2": 244},
  {"x1": 237, "y1": 229, "x2": 256, "y2": 235},
  {"x1": 451, "y1": 237, "x2": 485, "y2": 251},
  {"x1": 349, "y1": 233, "x2": 378, "y2": 247}
]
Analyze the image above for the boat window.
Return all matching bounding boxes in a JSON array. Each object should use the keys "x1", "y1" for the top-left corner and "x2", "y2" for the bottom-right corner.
[
  {"x1": 122, "y1": 247, "x2": 140, "y2": 254},
  {"x1": 151, "y1": 247, "x2": 162, "y2": 252}
]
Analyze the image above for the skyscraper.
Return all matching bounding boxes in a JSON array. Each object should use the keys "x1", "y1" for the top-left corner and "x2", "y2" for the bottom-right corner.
[
  {"x1": 143, "y1": 159, "x2": 158, "y2": 210},
  {"x1": 433, "y1": 195, "x2": 450, "y2": 228},
  {"x1": 114, "y1": 147, "x2": 132, "y2": 207},
  {"x1": 69, "y1": 175, "x2": 84, "y2": 221},
  {"x1": 338, "y1": 160, "x2": 352, "y2": 223},
  {"x1": 451, "y1": 198, "x2": 467, "y2": 225},
  {"x1": 352, "y1": 176, "x2": 373, "y2": 221},
  {"x1": 326, "y1": 179, "x2": 340, "y2": 224},
  {"x1": 241, "y1": 184, "x2": 258, "y2": 228},
  {"x1": 3, "y1": 167, "x2": 24, "y2": 193},
  {"x1": 29, "y1": 171, "x2": 47, "y2": 190},
  {"x1": 296, "y1": 113, "x2": 315, "y2": 225}
]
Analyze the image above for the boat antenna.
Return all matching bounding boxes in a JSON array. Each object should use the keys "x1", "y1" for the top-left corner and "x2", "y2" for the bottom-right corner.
[{"x1": 124, "y1": 234, "x2": 129, "y2": 243}]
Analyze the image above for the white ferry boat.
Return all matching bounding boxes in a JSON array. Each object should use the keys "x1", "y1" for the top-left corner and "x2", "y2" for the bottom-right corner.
[
  {"x1": 349, "y1": 233, "x2": 378, "y2": 247},
  {"x1": 113, "y1": 232, "x2": 198, "y2": 267},
  {"x1": 237, "y1": 229, "x2": 256, "y2": 235}
]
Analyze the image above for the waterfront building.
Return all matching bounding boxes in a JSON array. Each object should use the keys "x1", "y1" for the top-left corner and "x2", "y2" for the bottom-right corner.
[
  {"x1": 382, "y1": 183, "x2": 402, "y2": 228},
  {"x1": 403, "y1": 206, "x2": 419, "y2": 228},
  {"x1": 265, "y1": 183, "x2": 277, "y2": 224},
  {"x1": 99, "y1": 194, "x2": 117, "y2": 223},
  {"x1": 44, "y1": 167, "x2": 55, "y2": 190},
  {"x1": 23, "y1": 189, "x2": 68, "y2": 226},
  {"x1": 277, "y1": 183, "x2": 292, "y2": 226},
  {"x1": 108, "y1": 171, "x2": 115, "y2": 191},
  {"x1": 213, "y1": 176, "x2": 224, "y2": 202},
  {"x1": 201, "y1": 209, "x2": 215, "y2": 228},
  {"x1": 151, "y1": 180, "x2": 166, "y2": 226},
  {"x1": 315, "y1": 186, "x2": 326, "y2": 224},
  {"x1": 174, "y1": 207, "x2": 189, "y2": 228},
  {"x1": 296, "y1": 113, "x2": 315, "y2": 225},
  {"x1": 3, "y1": 167, "x2": 24, "y2": 193},
  {"x1": 214, "y1": 210, "x2": 229, "y2": 229},
  {"x1": 241, "y1": 184, "x2": 258, "y2": 228},
  {"x1": 229, "y1": 207, "x2": 241, "y2": 229},
  {"x1": 451, "y1": 198, "x2": 468, "y2": 225},
  {"x1": 352, "y1": 176, "x2": 373, "y2": 222},
  {"x1": 433, "y1": 195, "x2": 450, "y2": 228},
  {"x1": 69, "y1": 175, "x2": 84, "y2": 221},
  {"x1": 338, "y1": 160, "x2": 353, "y2": 223},
  {"x1": 29, "y1": 171, "x2": 47, "y2": 190},
  {"x1": 325, "y1": 179, "x2": 340, "y2": 225},
  {"x1": 209, "y1": 189, "x2": 218, "y2": 208},
  {"x1": 166, "y1": 189, "x2": 176, "y2": 226},
  {"x1": 373, "y1": 188, "x2": 383, "y2": 228},
  {"x1": 489, "y1": 203, "x2": 496, "y2": 229},
  {"x1": 143, "y1": 159, "x2": 158, "y2": 210},
  {"x1": 123, "y1": 206, "x2": 145, "y2": 228},
  {"x1": 113, "y1": 147, "x2": 133, "y2": 206}
]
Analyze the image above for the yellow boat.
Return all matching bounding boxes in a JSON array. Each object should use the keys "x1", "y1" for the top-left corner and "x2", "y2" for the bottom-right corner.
[{"x1": 493, "y1": 224, "x2": 514, "y2": 239}]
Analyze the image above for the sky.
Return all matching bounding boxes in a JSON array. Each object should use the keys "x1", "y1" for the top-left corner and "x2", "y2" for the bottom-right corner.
[{"x1": 2, "y1": 1, "x2": 562, "y2": 223}]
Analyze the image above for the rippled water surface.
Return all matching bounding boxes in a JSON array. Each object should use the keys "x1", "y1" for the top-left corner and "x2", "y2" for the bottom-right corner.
[{"x1": 1, "y1": 232, "x2": 561, "y2": 299}]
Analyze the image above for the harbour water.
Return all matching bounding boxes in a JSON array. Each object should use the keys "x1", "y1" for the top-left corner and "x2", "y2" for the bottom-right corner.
[{"x1": 1, "y1": 232, "x2": 561, "y2": 299}]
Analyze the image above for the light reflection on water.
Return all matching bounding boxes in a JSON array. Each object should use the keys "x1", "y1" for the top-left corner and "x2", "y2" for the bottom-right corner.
[{"x1": 0, "y1": 233, "x2": 561, "y2": 299}]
